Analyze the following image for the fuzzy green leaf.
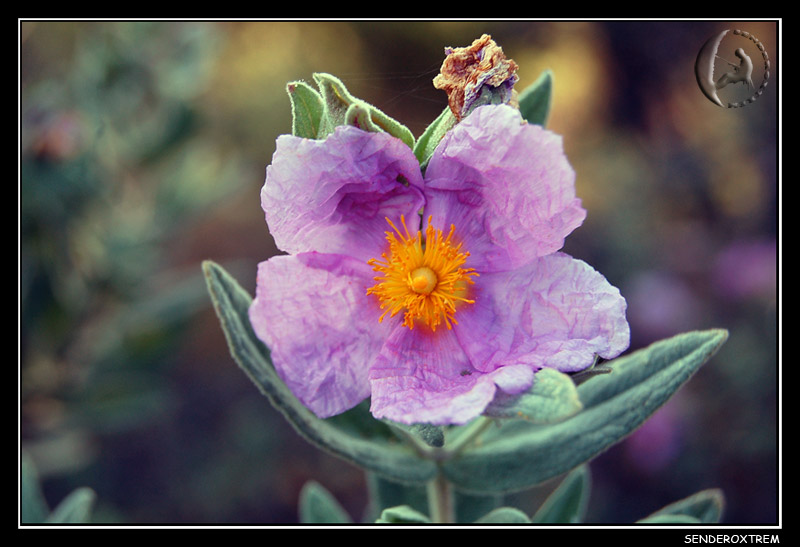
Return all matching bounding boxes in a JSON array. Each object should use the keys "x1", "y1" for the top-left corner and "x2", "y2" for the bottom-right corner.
[
  {"x1": 454, "y1": 489, "x2": 504, "y2": 524},
  {"x1": 531, "y1": 465, "x2": 591, "y2": 523},
  {"x1": 413, "y1": 106, "x2": 457, "y2": 170},
  {"x1": 313, "y1": 73, "x2": 415, "y2": 149},
  {"x1": 442, "y1": 329, "x2": 728, "y2": 493},
  {"x1": 517, "y1": 69, "x2": 553, "y2": 127},
  {"x1": 386, "y1": 421, "x2": 445, "y2": 448},
  {"x1": 643, "y1": 488, "x2": 725, "y2": 524},
  {"x1": 286, "y1": 80, "x2": 325, "y2": 139},
  {"x1": 376, "y1": 505, "x2": 431, "y2": 524},
  {"x1": 202, "y1": 260, "x2": 437, "y2": 484},
  {"x1": 366, "y1": 473, "x2": 429, "y2": 521},
  {"x1": 45, "y1": 488, "x2": 96, "y2": 524},
  {"x1": 299, "y1": 480, "x2": 352, "y2": 523},
  {"x1": 345, "y1": 102, "x2": 382, "y2": 134},
  {"x1": 475, "y1": 507, "x2": 531, "y2": 523},
  {"x1": 484, "y1": 367, "x2": 583, "y2": 424}
]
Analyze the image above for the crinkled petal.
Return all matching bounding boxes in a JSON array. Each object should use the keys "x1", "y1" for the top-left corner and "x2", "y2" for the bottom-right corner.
[
  {"x1": 424, "y1": 104, "x2": 586, "y2": 272},
  {"x1": 453, "y1": 252, "x2": 630, "y2": 375},
  {"x1": 262, "y1": 127, "x2": 425, "y2": 261},
  {"x1": 248, "y1": 252, "x2": 394, "y2": 418},
  {"x1": 368, "y1": 325, "x2": 531, "y2": 425}
]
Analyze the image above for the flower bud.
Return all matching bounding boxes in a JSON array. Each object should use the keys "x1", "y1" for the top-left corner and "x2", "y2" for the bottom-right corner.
[{"x1": 433, "y1": 34, "x2": 519, "y2": 121}]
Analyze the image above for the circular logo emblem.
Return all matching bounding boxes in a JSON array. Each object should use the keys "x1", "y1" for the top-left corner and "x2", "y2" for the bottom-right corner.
[{"x1": 694, "y1": 28, "x2": 770, "y2": 108}]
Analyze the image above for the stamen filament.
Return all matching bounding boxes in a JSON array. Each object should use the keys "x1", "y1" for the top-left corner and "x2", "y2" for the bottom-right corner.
[{"x1": 367, "y1": 215, "x2": 478, "y2": 331}]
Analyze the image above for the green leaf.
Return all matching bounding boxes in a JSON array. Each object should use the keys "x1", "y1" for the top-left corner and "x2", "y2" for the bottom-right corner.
[
  {"x1": 637, "y1": 514, "x2": 702, "y2": 524},
  {"x1": 45, "y1": 488, "x2": 96, "y2": 524},
  {"x1": 517, "y1": 69, "x2": 553, "y2": 127},
  {"x1": 412, "y1": 106, "x2": 457, "y2": 170},
  {"x1": 202, "y1": 260, "x2": 437, "y2": 484},
  {"x1": 367, "y1": 476, "x2": 504, "y2": 524},
  {"x1": 441, "y1": 329, "x2": 728, "y2": 493},
  {"x1": 577, "y1": 330, "x2": 728, "y2": 409},
  {"x1": 312, "y1": 73, "x2": 415, "y2": 149},
  {"x1": 345, "y1": 102, "x2": 382, "y2": 134},
  {"x1": 531, "y1": 465, "x2": 591, "y2": 523},
  {"x1": 286, "y1": 80, "x2": 324, "y2": 139},
  {"x1": 454, "y1": 489, "x2": 504, "y2": 524},
  {"x1": 21, "y1": 451, "x2": 50, "y2": 524},
  {"x1": 21, "y1": 450, "x2": 96, "y2": 524},
  {"x1": 642, "y1": 488, "x2": 725, "y2": 524},
  {"x1": 386, "y1": 421, "x2": 445, "y2": 448},
  {"x1": 376, "y1": 505, "x2": 431, "y2": 524},
  {"x1": 475, "y1": 507, "x2": 531, "y2": 523},
  {"x1": 484, "y1": 367, "x2": 583, "y2": 424},
  {"x1": 366, "y1": 473, "x2": 429, "y2": 522},
  {"x1": 298, "y1": 480, "x2": 352, "y2": 523}
]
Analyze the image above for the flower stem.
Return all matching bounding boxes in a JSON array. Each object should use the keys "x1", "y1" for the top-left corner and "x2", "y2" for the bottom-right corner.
[
  {"x1": 441, "y1": 416, "x2": 494, "y2": 458},
  {"x1": 427, "y1": 474, "x2": 454, "y2": 524}
]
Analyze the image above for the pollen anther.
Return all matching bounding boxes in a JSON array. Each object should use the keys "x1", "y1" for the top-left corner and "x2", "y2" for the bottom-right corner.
[{"x1": 366, "y1": 215, "x2": 478, "y2": 331}]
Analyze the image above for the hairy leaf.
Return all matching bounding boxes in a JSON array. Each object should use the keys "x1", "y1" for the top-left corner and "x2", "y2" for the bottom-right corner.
[
  {"x1": 485, "y1": 367, "x2": 582, "y2": 424},
  {"x1": 643, "y1": 488, "x2": 725, "y2": 524},
  {"x1": 531, "y1": 465, "x2": 591, "y2": 523},
  {"x1": 518, "y1": 69, "x2": 553, "y2": 127},
  {"x1": 299, "y1": 480, "x2": 352, "y2": 524},
  {"x1": 442, "y1": 330, "x2": 728, "y2": 493},
  {"x1": 203, "y1": 260, "x2": 437, "y2": 484}
]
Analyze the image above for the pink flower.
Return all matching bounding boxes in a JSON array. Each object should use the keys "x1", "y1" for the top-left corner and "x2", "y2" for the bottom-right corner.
[{"x1": 249, "y1": 104, "x2": 629, "y2": 425}]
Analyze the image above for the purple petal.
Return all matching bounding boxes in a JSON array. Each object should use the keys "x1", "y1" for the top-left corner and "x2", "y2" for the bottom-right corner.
[
  {"x1": 453, "y1": 252, "x2": 630, "y2": 375},
  {"x1": 368, "y1": 325, "x2": 529, "y2": 425},
  {"x1": 424, "y1": 104, "x2": 586, "y2": 272},
  {"x1": 248, "y1": 252, "x2": 394, "y2": 418},
  {"x1": 261, "y1": 127, "x2": 425, "y2": 262}
]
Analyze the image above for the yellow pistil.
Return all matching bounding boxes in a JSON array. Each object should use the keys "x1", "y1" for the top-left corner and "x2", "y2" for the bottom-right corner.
[{"x1": 367, "y1": 215, "x2": 478, "y2": 331}]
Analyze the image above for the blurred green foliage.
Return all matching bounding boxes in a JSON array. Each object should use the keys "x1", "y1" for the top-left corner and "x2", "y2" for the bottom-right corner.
[
  {"x1": 20, "y1": 21, "x2": 778, "y2": 525},
  {"x1": 21, "y1": 21, "x2": 254, "y2": 520}
]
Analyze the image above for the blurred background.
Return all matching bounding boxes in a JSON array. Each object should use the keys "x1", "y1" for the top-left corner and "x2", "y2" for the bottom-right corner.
[{"x1": 20, "y1": 20, "x2": 778, "y2": 525}]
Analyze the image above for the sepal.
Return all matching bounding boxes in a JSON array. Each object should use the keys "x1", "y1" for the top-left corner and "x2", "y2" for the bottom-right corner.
[
  {"x1": 312, "y1": 72, "x2": 415, "y2": 149},
  {"x1": 484, "y1": 367, "x2": 583, "y2": 424},
  {"x1": 413, "y1": 106, "x2": 457, "y2": 171},
  {"x1": 286, "y1": 80, "x2": 325, "y2": 139},
  {"x1": 517, "y1": 69, "x2": 553, "y2": 127}
]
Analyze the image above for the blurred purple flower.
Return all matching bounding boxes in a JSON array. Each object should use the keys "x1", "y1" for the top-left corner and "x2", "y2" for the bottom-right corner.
[
  {"x1": 624, "y1": 397, "x2": 683, "y2": 474},
  {"x1": 712, "y1": 239, "x2": 777, "y2": 300},
  {"x1": 626, "y1": 271, "x2": 701, "y2": 342},
  {"x1": 249, "y1": 104, "x2": 629, "y2": 425}
]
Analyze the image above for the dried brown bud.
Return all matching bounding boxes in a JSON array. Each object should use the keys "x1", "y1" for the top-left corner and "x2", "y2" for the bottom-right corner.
[{"x1": 433, "y1": 34, "x2": 519, "y2": 121}]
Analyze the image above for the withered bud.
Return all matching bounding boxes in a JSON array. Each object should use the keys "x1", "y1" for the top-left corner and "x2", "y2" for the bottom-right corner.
[{"x1": 433, "y1": 34, "x2": 519, "y2": 121}]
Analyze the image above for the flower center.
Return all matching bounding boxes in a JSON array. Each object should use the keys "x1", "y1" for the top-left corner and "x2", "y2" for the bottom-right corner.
[
  {"x1": 367, "y1": 215, "x2": 478, "y2": 331},
  {"x1": 410, "y1": 267, "x2": 437, "y2": 294}
]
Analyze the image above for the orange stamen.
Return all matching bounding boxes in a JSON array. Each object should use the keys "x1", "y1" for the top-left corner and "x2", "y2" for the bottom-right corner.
[{"x1": 366, "y1": 215, "x2": 478, "y2": 331}]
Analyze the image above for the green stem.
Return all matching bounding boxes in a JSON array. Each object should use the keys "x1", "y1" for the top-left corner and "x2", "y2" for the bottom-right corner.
[
  {"x1": 422, "y1": 418, "x2": 495, "y2": 524},
  {"x1": 439, "y1": 416, "x2": 494, "y2": 459},
  {"x1": 426, "y1": 473, "x2": 454, "y2": 524}
]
